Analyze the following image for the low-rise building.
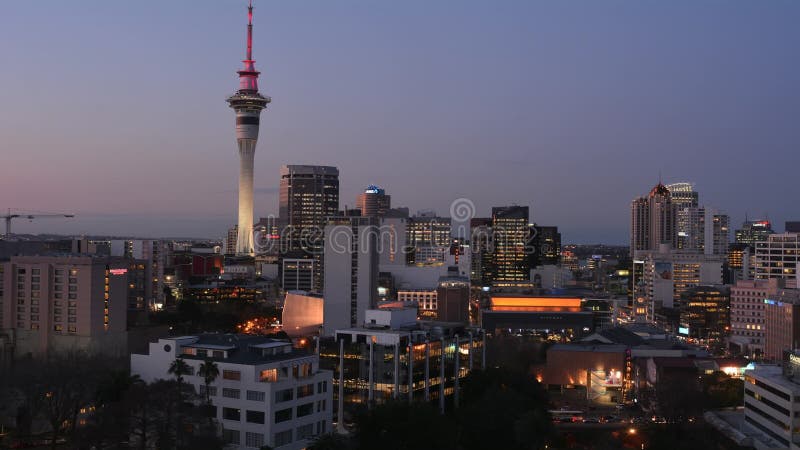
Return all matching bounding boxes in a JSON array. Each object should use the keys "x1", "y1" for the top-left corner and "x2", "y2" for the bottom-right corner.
[{"x1": 131, "y1": 334, "x2": 332, "y2": 450}]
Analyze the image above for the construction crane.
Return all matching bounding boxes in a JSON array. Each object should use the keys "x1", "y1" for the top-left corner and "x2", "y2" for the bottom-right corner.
[{"x1": 2, "y1": 209, "x2": 75, "y2": 237}]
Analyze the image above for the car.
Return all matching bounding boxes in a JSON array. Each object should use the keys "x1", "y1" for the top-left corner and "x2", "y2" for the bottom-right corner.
[{"x1": 582, "y1": 418, "x2": 600, "y2": 424}]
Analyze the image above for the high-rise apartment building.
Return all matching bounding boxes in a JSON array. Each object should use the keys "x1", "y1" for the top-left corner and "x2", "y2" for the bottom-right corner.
[
  {"x1": 322, "y1": 216, "x2": 378, "y2": 335},
  {"x1": 730, "y1": 279, "x2": 784, "y2": 357},
  {"x1": 0, "y1": 255, "x2": 130, "y2": 357},
  {"x1": 491, "y1": 206, "x2": 530, "y2": 282},
  {"x1": 755, "y1": 233, "x2": 800, "y2": 286},
  {"x1": 675, "y1": 207, "x2": 729, "y2": 255},
  {"x1": 631, "y1": 183, "x2": 677, "y2": 257},
  {"x1": 110, "y1": 239, "x2": 169, "y2": 312},
  {"x1": 355, "y1": 185, "x2": 391, "y2": 218}
]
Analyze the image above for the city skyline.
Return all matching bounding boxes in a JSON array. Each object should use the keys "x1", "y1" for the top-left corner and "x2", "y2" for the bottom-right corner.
[{"x1": 2, "y1": 0, "x2": 799, "y2": 243}]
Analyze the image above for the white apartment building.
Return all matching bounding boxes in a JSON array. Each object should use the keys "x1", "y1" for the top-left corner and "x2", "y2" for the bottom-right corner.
[
  {"x1": 131, "y1": 334, "x2": 332, "y2": 450},
  {"x1": 744, "y1": 363, "x2": 800, "y2": 449}
]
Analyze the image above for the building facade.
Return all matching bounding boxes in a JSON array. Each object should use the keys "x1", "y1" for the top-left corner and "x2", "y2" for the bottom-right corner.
[
  {"x1": 0, "y1": 255, "x2": 129, "y2": 358},
  {"x1": 755, "y1": 233, "x2": 800, "y2": 287},
  {"x1": 355, "y1": 185, "x2": 391, "y2": 218},
  {"x1": 322, "y1": 217, "x2": 379, "y2": 335},
  {"x1": 631, "y1": 183, "x2": 677, "y2": 257},
  {"x1": 492, "y1": 206, "x2": 530, "y2": 282},
  {"x1": 131, "y1": 335, "x2": 332, "y2": 450},
  {"x1": 730, "y1": 279, "x2": 785, "y2": 357}
]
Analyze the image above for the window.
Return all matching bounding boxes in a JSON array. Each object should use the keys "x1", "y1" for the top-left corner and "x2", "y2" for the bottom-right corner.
[
  {"x1": 31, "y1": 269, "x2": 40, "y2": 275},
  {"x1": 274, "y1": 408, "x2": 292, "y2": 423},
  {"x1": 246, "y1": 390, "x2": 265, "y2": 402},
  {"x1": 293, "y1": 363, "x2": 312, "y2": 378},
  {"x1": 297, "y1": 384, "x2": 314, "y2": 398},
  {"x1": 222, "y1": 388, "x2": 240, "y2": 399},
  {"x1": 275, "y1": 388, "x2": 293, "y2": 403},
  {"x1": 54, "y1": 325, "x2": 63, "y2": 332},
  {"x1": 199, "y1": 385, "x2": 217, "y2": 397},
  {"x1": 245, "y1": 432, "x2": 264, "y2": 448},
  {"x1": 317, "y1": 399, "x2": 326, "y2": 412},
  {"x1": 222, "y1": 370, "x2": 241, "y2": 381},
  {"x1": 296, "y1": 423, "x2": 314, "y2": 440},
  {"x1": 260, "y1": 368, "x2": 277, "y2": 382},
  {"x1": 68, "y1": 286, "x2": 77, "y2": 292},
  {"x1": 246, "y1": 410, "x2": 265, "y2": 424},
  {"x1": 317, "y1": 381, "x2": 328, "y2": 393},
  {"x1": 222, "y1": 407, "x2": 241, "y2": 421},
  {"x1": 297, "y1": 402, "x2": 313, "y2": 417},
  {"x1": 274, "y1": 430, "x2": 292, "y2": 447},
  {"x1": 222, "y1": 428, "x2": 240, "y2": 445},
  {"x1": 68, "y1": 325, "x2": 76, "y2": 333}
]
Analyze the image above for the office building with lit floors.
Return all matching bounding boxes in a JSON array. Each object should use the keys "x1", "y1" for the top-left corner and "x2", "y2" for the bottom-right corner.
[
  {"x1": 323, "y1": 309, "x2": 484, "y2": 425},
  {"x1": 0, "y1": 255, "x2": 130, "y2": 358},
  {"x1": 743, "y1": 360, "x2": 800, "y2": 450},
  {"x1": 491, "y1": 206, "x2": 530, "y2": 282},
  {"x1": 756, "y1": 233, "x2": 800, "y2": 287},
  {"x1": 131, "y1": 334, "x2": 332, "y2": 450},
  {"x1": 356, "y1": 185, "x2": 391, "y2": 218}
]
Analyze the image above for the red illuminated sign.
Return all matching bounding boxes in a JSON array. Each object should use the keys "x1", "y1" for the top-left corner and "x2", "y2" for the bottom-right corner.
[{"x1": 109, "y1": 268, "x2": 128, "y2": 276}]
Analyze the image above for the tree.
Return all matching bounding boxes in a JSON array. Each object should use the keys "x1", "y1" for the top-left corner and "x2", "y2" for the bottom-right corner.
[
  {"x1": 198, "y1": 359, "x2": 220, "y2": 405},
  {"x1": 169, "y1": 358, "x2": 191, "y2": 387},
  {"x1": 308, "y1": 433, "x2": 350, "y2": 450},
  {"x1": 354, "y1": 401, "x2": 458, "y2": 450},
  {"x1": 457, "y1": 367, "x2": 555, "y2": 450}
]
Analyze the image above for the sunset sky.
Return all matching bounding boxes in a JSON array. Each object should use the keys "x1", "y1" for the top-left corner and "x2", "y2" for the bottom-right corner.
[{"x1": 1, "y1": 0, "x2": 798, "y2": 242}]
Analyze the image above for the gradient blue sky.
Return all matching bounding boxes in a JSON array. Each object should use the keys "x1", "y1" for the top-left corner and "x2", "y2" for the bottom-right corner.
[{"x1": 1, "y1": 1, "x2": 798, "y2": 243}]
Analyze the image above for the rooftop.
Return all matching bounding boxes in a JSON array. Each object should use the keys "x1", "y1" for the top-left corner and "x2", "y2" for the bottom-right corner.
[{"x1": 175, "y1": 334, "x2": 308, "y2": 366}]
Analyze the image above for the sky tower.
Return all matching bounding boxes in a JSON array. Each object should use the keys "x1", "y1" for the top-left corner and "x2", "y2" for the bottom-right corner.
[{"x1": 228, "y1": 1, "x2": 270, "y2": 256}]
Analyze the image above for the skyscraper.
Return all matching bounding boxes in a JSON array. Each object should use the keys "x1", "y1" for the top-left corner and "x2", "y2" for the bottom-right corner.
[
  {"x1": 322, "y1": 216, "x2": 378, "y2": 334},
  {"x1": 665, "y1": 182, "x2": 699, "y2": 209},
  {"x1": 630, "y1": 183, "x2": 677, "y2": 257},
  {"x1": 491, "y1": 206, "x2": 530, "y2": 282},
  {"x1": 735, "y1": 219, "x2": 774, "y2": 246},
  {"x1": 279, "y1": 165, "x2": 340, "y2": 250},
  {"x1": 227, "y1": 2, "x2": 270, "y2": 256},
  {"x1": 355, "y1": 185, "x2": 391, "y2": 218}
]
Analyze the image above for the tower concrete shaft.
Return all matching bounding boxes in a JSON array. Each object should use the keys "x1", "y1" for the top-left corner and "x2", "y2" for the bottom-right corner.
[{"x1": 227, "y1": 1, "x2": 270, "y2": 256}]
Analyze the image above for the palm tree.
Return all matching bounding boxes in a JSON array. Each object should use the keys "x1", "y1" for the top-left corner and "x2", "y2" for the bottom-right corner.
[
  {"x1": 167, "y1": 358, "x2": 191, "y2": 448},
  {"x1": 198, "y1": 359, "x2": 219, "y2": 405},
  {"x1": 168, "y1": 358, "x2": 191, "y2": 386}
]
